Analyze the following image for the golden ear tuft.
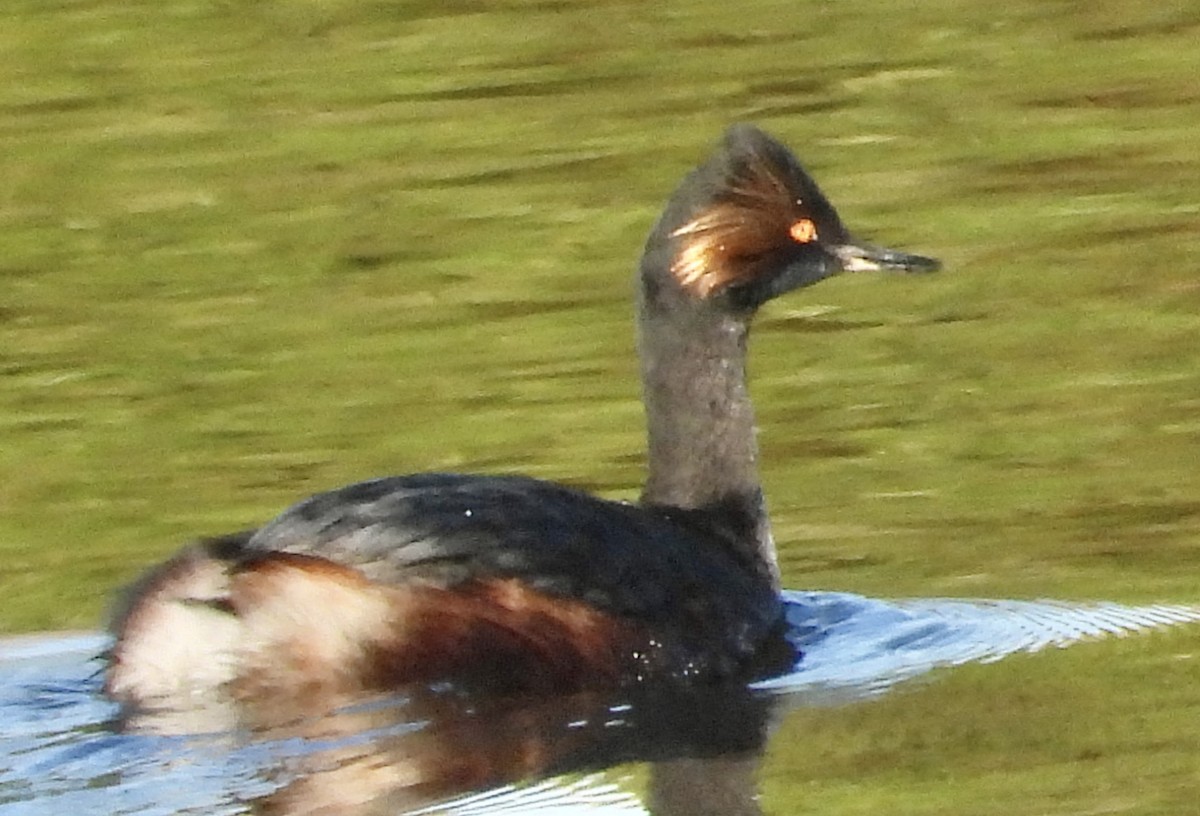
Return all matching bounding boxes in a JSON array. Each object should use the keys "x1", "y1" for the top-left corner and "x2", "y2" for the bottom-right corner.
[{"x1": 670, "y1": 148, "x2": 805, "y2": 298}]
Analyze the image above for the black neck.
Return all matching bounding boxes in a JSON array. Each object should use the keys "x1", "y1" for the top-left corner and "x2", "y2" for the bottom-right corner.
[{"x1": 636, "y1": 290, "x2": 779, "y2": 588}]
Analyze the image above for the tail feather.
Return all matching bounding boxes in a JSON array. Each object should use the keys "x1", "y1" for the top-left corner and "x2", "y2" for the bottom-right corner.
[{"x1": 104, "y1": 533, "x2": 252, "y2": 707}]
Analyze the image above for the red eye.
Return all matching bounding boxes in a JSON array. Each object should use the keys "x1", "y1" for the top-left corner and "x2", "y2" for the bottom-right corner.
[{"x1": 789, "y1": 219, "x2": 818, "y2": 244}]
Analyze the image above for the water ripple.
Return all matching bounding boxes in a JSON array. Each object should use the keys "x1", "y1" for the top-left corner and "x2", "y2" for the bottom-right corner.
[{"x1": 758, "y1": 592, "x2": 1200, "y2": 694}]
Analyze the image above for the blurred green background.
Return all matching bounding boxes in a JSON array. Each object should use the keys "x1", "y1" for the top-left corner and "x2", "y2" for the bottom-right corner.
[{"x1": 2, "y1": 0, "x2": 1200, "y2": 811}]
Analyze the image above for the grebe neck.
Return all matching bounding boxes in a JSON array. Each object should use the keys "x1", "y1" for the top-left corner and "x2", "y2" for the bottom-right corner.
[
  {"x1": 636, "y1": 295, "x2": 779, "y2": 588},
  {"x1": 627, "y1": 123, "x2": 941, "y2": 590}
]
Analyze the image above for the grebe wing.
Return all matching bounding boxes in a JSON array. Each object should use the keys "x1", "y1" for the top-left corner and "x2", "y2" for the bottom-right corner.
[{"x1": 242, "y1": 473, "x2": 777, "y2": 629}]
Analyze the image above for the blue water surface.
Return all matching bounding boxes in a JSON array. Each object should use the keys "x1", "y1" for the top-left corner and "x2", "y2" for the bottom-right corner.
[{"x1": 2, "y1": 592, "x2": 1197, "y2": 816}]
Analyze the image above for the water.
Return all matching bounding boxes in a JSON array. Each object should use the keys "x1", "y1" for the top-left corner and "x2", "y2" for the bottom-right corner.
[{"x1": 2, "y1": 592, "x2": 1197, "y2": 815}]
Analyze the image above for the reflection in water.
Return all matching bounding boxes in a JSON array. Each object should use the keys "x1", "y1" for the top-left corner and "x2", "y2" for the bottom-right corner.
[
  {"x1": 2, "y1": 592, "x2": 1198, "y2": 815},
  {"x1": 648, "y1": 758, "x2": 763, "y2": 816},
  {"x1": 240, "y1": 685, "x2": 772, "y2": 815}
]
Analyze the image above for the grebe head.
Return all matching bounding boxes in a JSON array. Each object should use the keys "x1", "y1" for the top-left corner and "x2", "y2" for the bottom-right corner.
[{"x1": 639, "y1": 123, "x2": 940, "y2": 316}]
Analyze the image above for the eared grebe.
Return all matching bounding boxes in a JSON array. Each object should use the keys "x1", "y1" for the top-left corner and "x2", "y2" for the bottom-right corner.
[{"x1": 104, "y1": 124, "x2": 939, "y2": 709}]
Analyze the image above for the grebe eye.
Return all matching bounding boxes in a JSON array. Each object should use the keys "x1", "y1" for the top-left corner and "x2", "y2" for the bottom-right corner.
[{"x1": 788, "y1": 219, "x2": 818, "y2": 244}]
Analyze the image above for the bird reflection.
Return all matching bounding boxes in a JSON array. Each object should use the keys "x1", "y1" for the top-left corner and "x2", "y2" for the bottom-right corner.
[
  {"x1": 650, "y1": 756, "x2": 764, "y2": 816},
  {"x1": 118, "y1": 683, "x2": 773, "y2": 815}
]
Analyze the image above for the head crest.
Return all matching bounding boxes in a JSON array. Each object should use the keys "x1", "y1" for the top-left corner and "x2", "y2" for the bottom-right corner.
[{"x1": 669, "y1": 125, "x2": 840, "y2": 298}]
